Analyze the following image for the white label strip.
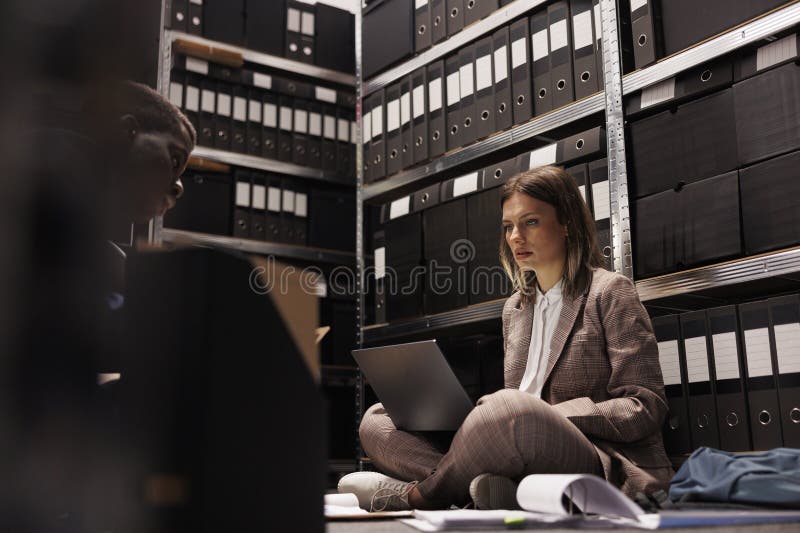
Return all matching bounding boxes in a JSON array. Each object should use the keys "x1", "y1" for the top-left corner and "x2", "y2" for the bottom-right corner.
[
  {"x1": 592, "y1": 180, "x2": 610, "y2": 221},
  {"x1": 338, "y1": 118, "x2": 349, "y2": 141},
  {"x1": 328, "y1": 114, "x2": 340, "y2": 141},
  {"x1": 301, "y1": 12, "x2": 314, "y2": 36},
  {"x1": 494, "y1": 45, "x2": 508, "y2": 82},
  {"x1": 282, "y1": 190, "x2": 295, "y2": 213},
  {"x1": 640, "y1": 78, "x2": 676, "y2": 109},
  {"x1": 233, "y1": 97, "x2": 247, "y2": 121},
  {"x1": 351, "y1": 121, "x2": 358, "y2": 145},
  {"x1": 235, "y1": 182, "x2": 250, "y2": 207},
  {"x1": 387, "y1": 99, "x2": 400, "y2": 132},
  {"x1": 189, "y1": 0, "x2": 202, "y2": 4},
  {"x1": 550, "y1": 19, "x2": 568, "y2": 51},
  {"x1": 573, "y1": 11, "x2": 593, "y2": 50},
  {"x1": 249, "y1": 100, "x2": 262, "y2": 123},
  {"x1": 774, "y1": 322, "x2": 800, "y2": 374},
  {"x1": 532, "y1": 30, "x2": 549, "y2": 62},
  {"x1": 362, "y1": 112, "x2": 371, "y2": 143},
  {"x1": 446, "y1": 72, "x2": 460, "y2": 106},
  {"x1": 294, "y1": 193, "x2": 308, "y2": 218},
  {"x1": 459, "y1": 63, "x2": 474, "y2": 98},
  {"x1": 412, "y1": 84, "x2": 425, "y2": 117},
  {"x1": 416, "y1": 0, "x2": 429, "y2": 8},
  {"x1": 389, "y1": 197, "x2": 411, "y2": 219},
  {"x1": 631, "y1": 0, "x2": 647, "y2": 12},
  {"x1": 400, "y1": 92, "x2": 411, "y2": 125},
  {"x1": 309, "y1": 112, "x2": 322, "y2": 136},
  {"x1": 371, "y1": 105, "x2": 383, "y2": 138},
  {"x1": 185, "y1": 57, "x2": 208, "y2": 75},
  {"x1": 476, "y1": 55, "x2": 492, "y2": 91},
  {"x1": 528, "y1": 144, "x2": 557, "y2": 168},
  {"x1": 757, "y1": 34, "x2": 798, "y2": 71},
  {"x1": 453, "y1": 173, "x2": 479, "y2": 197},
  {"x1": 315, "y1": 86, "x2": 337, "y2": 104},
  {"x1": 375, "y1": 247, "x2": 386, "y2": 280},
  {"x1": 428, "y1": 79, "x2": 442, "y2": 112},
  {"x1": 268, "y1": 187, "x2": 281, "y2": 212},
  {"x1": 511, "y1": 37, "x2": 527, "y2": 69},
  {"x1": 185, "y1": 85, "x2": 199, "y2": 112},
  {"x1": 216, "y1": 93, "x2": 231, "y2": 117},
  {"x1": 287, "y1": 8, "x2": 301, "y2": 32},
  {"x1": 251, "y1": 185, "x2": 266, "y2": 210},
  {"x1": 169, "y1": 82, "x2": 183, "y2": 108},
  {"x1": 201, "y1": 89, "x2": 215, "y2": 113},
  {"x1": 263, "y1": 103, "x2": 277, "y2": 127},
  {"x1": 744, "y1": 327, "x2": 774, "y2": 378},
  {"x1": 684, "y1": 336, "x2": 710, "y2": 383},
  {"x1": 657, "y1": 340, "x2": 681, "y2": 386},
  {"x1": 253, "y1": 72, "x2": 272, "y2": 89},
  {"x1": 280, "y1": 106, "x2": 293, "y2": 131},
  {"x1": 294, "y1": 109, "x2": 308, "y2": 133},
  {"x1": 712, "y1": 332, "x2": 741, "y2": 380},
  {"x1": 594, "y1": 2, "x2": 602, "y2": 45}
]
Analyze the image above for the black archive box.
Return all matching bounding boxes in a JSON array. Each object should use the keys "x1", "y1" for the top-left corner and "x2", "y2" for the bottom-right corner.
[
  {"x1": 363, "y1": 0, "x2": 415, "y2": 78},
  {"x1": 164, "y1": 171, "x2": 232, "y2": 236}
]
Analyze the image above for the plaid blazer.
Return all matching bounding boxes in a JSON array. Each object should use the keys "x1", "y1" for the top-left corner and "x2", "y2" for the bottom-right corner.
[{"x1": 502, "y1": 268, "x2": 673, "y2": 497}]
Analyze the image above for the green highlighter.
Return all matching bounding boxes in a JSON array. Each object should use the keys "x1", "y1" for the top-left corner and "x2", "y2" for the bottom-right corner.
[{"x1": 503, "y1": 516, "x2": 526, "y2": 528}]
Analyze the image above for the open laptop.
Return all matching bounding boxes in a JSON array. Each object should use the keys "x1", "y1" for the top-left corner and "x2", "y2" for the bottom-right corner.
[{"x1": 351, "y1": 340, "x2": 473, "y2": 431}]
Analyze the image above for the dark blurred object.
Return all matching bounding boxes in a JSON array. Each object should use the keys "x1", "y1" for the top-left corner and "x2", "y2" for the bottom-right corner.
[{"x1": 164, "y1": 170, "x2": 233, "y2": 236}]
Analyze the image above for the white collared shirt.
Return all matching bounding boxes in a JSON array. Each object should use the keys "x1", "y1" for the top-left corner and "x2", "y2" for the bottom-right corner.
[{"x1": 519, "y1": 280, "x2": 564, "y2": 397}]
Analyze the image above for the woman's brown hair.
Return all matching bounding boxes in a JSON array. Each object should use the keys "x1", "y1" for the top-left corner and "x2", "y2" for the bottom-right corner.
[{"x1": 499, "y1": 165, "x2": 604, "y2": 304}]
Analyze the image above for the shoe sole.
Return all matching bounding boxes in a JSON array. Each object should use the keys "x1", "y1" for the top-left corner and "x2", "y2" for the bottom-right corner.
[{"x1": 469, "y1": 474, "x2": 521, "y2": 510}]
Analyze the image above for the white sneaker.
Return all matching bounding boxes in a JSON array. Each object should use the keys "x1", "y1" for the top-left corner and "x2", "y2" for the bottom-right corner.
[
  {"x1": 469, "y1": 473, "x2": 521, "y2": 510},
  {"x1": 338, "y1": 471, "x2": 417, "y2": 512}
]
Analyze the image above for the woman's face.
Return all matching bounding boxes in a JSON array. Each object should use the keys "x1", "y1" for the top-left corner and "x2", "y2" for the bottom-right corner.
[{"x1": 502, "y1": 192, "x2": 567, "y2": 272}]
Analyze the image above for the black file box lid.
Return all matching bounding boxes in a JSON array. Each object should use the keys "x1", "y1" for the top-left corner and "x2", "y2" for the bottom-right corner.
[
  {"x1": 363, "y1": 0, "x2": 415, "y2": 78},
  {"x1": 733, "y1": 61, "x2": 800, "y2": 166},
  {"x1": 164, "y1": 171, "x2": 232, "y2": 236},
  {"x1": 740, "y1": 149, "x2": 800, "y2": 254},
  {"x1": 629, "y1": 109, "x2": 680, "y2": 198},
  {"x1": 315, "y1": 3, "x2": 355, "y2": 73}
]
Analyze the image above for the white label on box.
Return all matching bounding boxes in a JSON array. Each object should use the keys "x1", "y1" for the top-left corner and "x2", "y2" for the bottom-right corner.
[
  {"x1": 338, "y1": 118, "x2": 349, "y2": 141},
  {"x1": 351, "y1": 121, "x2": 358, "y2": 144},
  {"x1": 287, "y1": 8, "x2": 301, "y2": 32},
  {"x1": 375, "y1": 247, "x2": 386, "y2": 280},
  {"x1": 550, "y1": 19, "x2": 568, "y2": 51},
  {"x1": 169, "y1": 82, "x2": 183, "y2": 108},
  {"x1": 216, "y1": 93, "x2": 231, "y2": 117},
  {"x1": 400, "y1": 91, "x2": 411, "y2": 125},
  {"x1": 532, "y1": 29, "x2": 549, "y2": 61},
  {"x1": 578, "y1": 184, "x2": 586, "y2": 201},
  {"x1": 428, "y1": 79, "x2": 442, "y2": 112},
  {"x1": 453, "y1": 173, "x2": 479, "y2": 197},
  {"x1": 280, "y1": 106, "x2": 293, "y2": 131},
  {"x1": 301, "y1": 12, "x2": 315, "y2": 36},
  {"x1": 446, "y1": 72, "x2": 460, "y2": 106},
  {"x1": 528, "y1": 144, "x2": 557, "y2": 168},
  {"x1": 684, "y1": 336, "x2": 710, "y2": 383},
  {"x1": 413, "y1": 84, "x2": 426, "y2": 117},
  {"x1": 263, "y1": 102, "x2": 277, "y2": 127},
  {"x1": 294, "y1": 193, "x2": 308, "y2": 217},
  {"x1": 630, "y1": 0, "x2": 647, "y2": 12},
  {"x1": 189, "y1": 0, "x2": 202, "y2": 4},
  {"x1": 494, "y1": 45, "x2": 508, "y2": 82},
  {"x1": 744, "y1": 327, "x2": 774, "y2": 378},
  {"x1": 315, "y1": 86, "x2": 337, "y2": 104},
  {"x1": 712, "y1": 332, "x2": 740, "y2": 380},
  {"x1": 329, "y1": 114, "x2": 341, "y2": 141},
  {"x1": 235, "y1": 182, "x2": 250, "y2": 207},
  {"x1": 594, "y1": 3, "x2": 602, "y2": 44},
  {"x1": 476, "y1": 54, "x2": 492, "y2": 91},
  {"x1": 268, "y1": 187, "x2": 281, "y2": 212},
  {"x1": 233, "y1": 97, "x2": 247, "y2": 121},
  {"x1": 252, "y1": 72, "x2": 272, "y2": 89},
  {"x1": 459, "y1": 63, "x2": 474, "y2": 98},
  {"x1": 249, "y1": 99, "x2": 262, "y2": 123},
  {"x1": 294, "y1": 109, "x2": 308, "y2": 133},
  {"x1": 757, "y1": 34, "x2": 798, "y2": 71},
  {"x1": 252, "y1": 184, "x2": 266, "y2": 210},
  {"x1": 387, "y1": 99, "x2": 400, "y2": 132},
  {"x1": 185, "y1": 85, "x2": 199, "y2": 111},
  {"x1": 774, "y1": 322, "x2": 800, "y2": 374},
  {"x1": 201, "y1": 89, "x2": 215, "y2": 113},
  {"x1": 185, "y1": 57, "x2": 208, "y2": 75},
  {"x1": 309, "y1": 112, "x2": 322, "y2": 136},
  {"x1": 511, "y1": 37, "x2": 527, "y2": 69},
  {"x1": 640, "y1": 78, "x2": 676, "y2": 109},
  {"x1": 389, "y1": 197, "x2": 410, "y2": 219},
  {"x1": 573, "y1": 11, "x2": 593, "y2": 50},
  {"x1": 416, "y1": 0, "x2": 429, "y2": 8},
  {"x1": 657, "y1": 340, "x2": 681, "y2": 386},
  {"x1": 592, "y1": 179, "x2": 610, "y2": 221},
  {"x1": 282, "y1": 190, "x2": 295, "y2": 213},
  {"x1": 372, "y1": 106, "x2": 383, "y2": 138}
]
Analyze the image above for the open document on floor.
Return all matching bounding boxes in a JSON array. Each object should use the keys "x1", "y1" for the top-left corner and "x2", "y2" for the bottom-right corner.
[{"x1": 401, "y1": 474, "x2": 800, "y2": 531}]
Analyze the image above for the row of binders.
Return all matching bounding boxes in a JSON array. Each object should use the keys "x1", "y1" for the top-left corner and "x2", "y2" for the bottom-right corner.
[
  {"x1": 164, "y1": 169, "x2": 356, "y2": 252},
  {"x1": 627, "y1": 0, "x2": 790, "y2": 71},
  {"x1": 372, "y1": 126, "x2": 611, "y2": 323},
  {"x1": 654, "y1": 294, "x2": 800, "y2": 455},
  {"x1": 168, "y1": 0, "x2": 355, "y2": 73},
  {"x1": 629, "y1": 36, "x2": 800, "y2": 278},
  {"x1": 363, "y1": 0, "x2": 606, "y2": 183},
  {"x1": 169, "y1": 55, "x2": 357, "y2": 176}
]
